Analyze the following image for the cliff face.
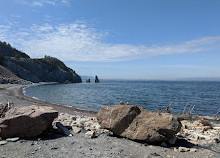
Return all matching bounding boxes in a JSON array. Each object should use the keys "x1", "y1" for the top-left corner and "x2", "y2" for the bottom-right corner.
[{"x1": 0, "y1": 41, "x2": 82, "y2": 83}]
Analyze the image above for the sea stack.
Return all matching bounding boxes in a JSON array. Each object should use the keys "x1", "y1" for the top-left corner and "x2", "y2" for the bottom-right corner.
[
  {"x1": 86, "y1": 79, "x2": 91, "y2": 83},
  {"x1": 95, "y1": 75, "x2": 100, "y2": 83}
]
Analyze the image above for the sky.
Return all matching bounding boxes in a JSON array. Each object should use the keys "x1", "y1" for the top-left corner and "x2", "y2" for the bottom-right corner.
[{"x1": 0, "y1": 0, "x2": 220, "y2": 80}]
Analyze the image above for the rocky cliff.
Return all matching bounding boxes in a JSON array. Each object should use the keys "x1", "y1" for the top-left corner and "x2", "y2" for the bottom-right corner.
[{"x1": 0, "y1": 41, "x2": 82, "y2": 83}]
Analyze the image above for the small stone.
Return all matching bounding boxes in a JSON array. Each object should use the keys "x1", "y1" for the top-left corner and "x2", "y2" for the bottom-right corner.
[
  {"x1": 85, "y1": 131, "x2": 95, "y2": 139},
  {"x1": 51, "y1": 147, "x2": 58, "y2": 150},
  {"x1": 199, "y1": 119, "x2": 212, "y2": 127},
  {"x1": 190, "y1": 148, "x2": 197, "y2": 152},
  {"x1": 178, "y1": 147, "x2": 190, "y2": 152},
  {"x1": 119, "y1": 101, "x2": 124, "y2": 105},
  {"x1": 6, "y1": 137, "x2": 19, "y2": 142},
  {"x1": 145, "y1": 152, "x2": 162, "y2": 158},
  {"x1": 213, "y1": 138, "x2": 220, "y2": 143},
  {"x1": 0, "y1": 141, "x2": 7, "y2": 145},
  {"x1": 150, "y1": 153, "x2": 161, "y2": 156},
  {"x1": 173, "y1": 148, "x2": 178, "y2": 152},
  {"x1": 72, "y1": 116, "x2": 77, "y2": 121},
  {"x1": 94, "y1": 124, "x2": 101, "y2": 130},
  {"x1": 189, "y1": 140, "x2": 198, "y2": 145},
  {"x1": 71, "y1": 126, "x2": 81, "y2": 134},
  {"x1": 95, "y1": 132, "x2": 101, "y2": 137},
  {"x1": 161, "y1": 142, "x2": 167, "y2": 147}
]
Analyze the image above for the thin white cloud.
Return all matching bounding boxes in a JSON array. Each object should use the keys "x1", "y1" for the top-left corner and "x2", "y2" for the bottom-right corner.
[
  {"x1": 14, "y1": 0, "x2": 70, "y2": 6},
  {"x1": 1, "y1": 22, "x2": 220, "y2": 62}
]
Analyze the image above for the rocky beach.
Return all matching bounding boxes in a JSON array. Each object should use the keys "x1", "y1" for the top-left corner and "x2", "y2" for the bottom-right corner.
[
  {"x1": 0, "y1": 83, "x2": 219, "y2": 158},
  {"x1": 1, "y1": 1, "x2": 220, "y2": 157}
]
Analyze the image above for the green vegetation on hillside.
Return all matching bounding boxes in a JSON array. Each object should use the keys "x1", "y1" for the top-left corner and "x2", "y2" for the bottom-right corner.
[
  {"x1": 0, "y1": 41, "x2": 81, "y2": 83},
  {"x1": 0, "y1": 41, "x2": 30, "y2": 59}
]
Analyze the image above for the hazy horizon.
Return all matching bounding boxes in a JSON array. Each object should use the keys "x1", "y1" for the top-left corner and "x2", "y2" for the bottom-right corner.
[
  {"x1": 81, "y1": 75, "x2": 220, "y2": 82},
  {"x1": 1, "y1": 0, "x2": 220, "y2": 80}
]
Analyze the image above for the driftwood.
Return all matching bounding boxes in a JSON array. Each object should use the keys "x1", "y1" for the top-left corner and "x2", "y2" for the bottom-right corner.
[
  {"x1": 166, "y1": 102, "x2": 173, "y2": 113},
  {"x1": 182, "y1": 103, "x2": 189, "y2": 114},
  {"x1": 0, "y1": 101, "x2": 13, "y2": 118},
  {"x1": 55, "y1": 122, "x2": 72, "y2": 136},
  {"x1": 188, "y1": 105, "x2": 195, "y2": 116},
  {"x1": 214, "y1": 110, "x2": 220, "y2": 117}
]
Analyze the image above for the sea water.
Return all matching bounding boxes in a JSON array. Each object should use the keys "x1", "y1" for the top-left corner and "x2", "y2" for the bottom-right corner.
[{"x1": 24, "y1": 80, "x2": 220, "y2": 116}]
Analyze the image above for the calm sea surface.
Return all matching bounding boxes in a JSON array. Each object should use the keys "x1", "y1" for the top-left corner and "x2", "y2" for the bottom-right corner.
[{"x1": 24, "y1": 80, "x2": 220, "y2": 116}]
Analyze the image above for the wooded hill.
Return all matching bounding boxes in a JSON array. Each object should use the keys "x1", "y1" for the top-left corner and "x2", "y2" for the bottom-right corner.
[{"x1": 0, "y1": 41, "x2": 82, "y2": 83}]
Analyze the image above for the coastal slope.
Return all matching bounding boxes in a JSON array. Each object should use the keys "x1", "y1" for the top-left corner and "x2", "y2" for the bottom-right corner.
[{"x1": 0, "y1": 41, "x2": 81, "y2": 83}]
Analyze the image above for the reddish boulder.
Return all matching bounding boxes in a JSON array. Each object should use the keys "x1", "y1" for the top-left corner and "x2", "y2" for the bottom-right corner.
[
  {"x1": 97, "y1": 105, "x2": 181, "y2": 142},
  {"x1": 0, "y1": 105, "x2": 58, "y2": 138}
]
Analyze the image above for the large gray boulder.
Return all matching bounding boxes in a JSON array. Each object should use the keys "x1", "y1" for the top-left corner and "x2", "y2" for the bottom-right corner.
[
  {"x1": 97, "y1": 105, "x2": 181, "y2": 142},
  {"x1": 0, "y1": 105, "x2": 58, "y2": 138}
]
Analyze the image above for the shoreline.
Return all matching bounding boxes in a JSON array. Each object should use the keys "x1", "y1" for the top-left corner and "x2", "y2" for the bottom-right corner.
[
  {"x1": 0, "y1": 83, "x2": 97, "y2": 117},
  {"x1": 14, "y1": 83, "x2": 220, "y2": 119},
  {"x1": 20, "y1": 83, "x2": 219, "y2": 120}
]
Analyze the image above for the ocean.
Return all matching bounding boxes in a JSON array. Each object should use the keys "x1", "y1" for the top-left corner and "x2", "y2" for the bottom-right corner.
[{"x1": 24, "y1": 80, "x2": 220, "y2": 116}]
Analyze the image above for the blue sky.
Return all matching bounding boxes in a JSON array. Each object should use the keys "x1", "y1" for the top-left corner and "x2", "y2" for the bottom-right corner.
[{"x1": 0, "y1": 0, "x2": 220, "y2": 80}]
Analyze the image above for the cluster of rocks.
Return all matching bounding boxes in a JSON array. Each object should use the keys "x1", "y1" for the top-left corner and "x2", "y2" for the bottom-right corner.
[
  {"x1": 85, "y1": 75, "x2": 100, "y2": 83},
  {"x1": 0, "y1": 103, "x2": 219, "y2": 156},
  {"x1": 54, "y1": 112, "x2": 110, "y2": 138},
  {"x1": 177, "y1": 119, "x2": 220, "y2": 145},
  {"x1": 173, "y1": 146, "x2": 198, "y2": 152}
]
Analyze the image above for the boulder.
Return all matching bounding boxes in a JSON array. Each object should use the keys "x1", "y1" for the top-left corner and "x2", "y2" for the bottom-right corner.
[
  {"x1": 0, "y1": 105, "x2": 58, "y2": 138},
  {"x1": 97, "y1": 105, "x2": 181, "y2": 142}
]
